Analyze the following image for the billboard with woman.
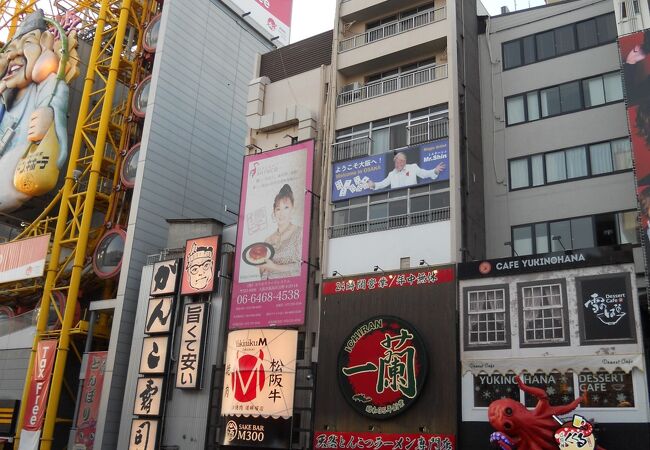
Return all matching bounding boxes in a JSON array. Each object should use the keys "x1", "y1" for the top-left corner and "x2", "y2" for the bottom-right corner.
[{"x1": 229, "y1": 141, "x2": 314, "y2": 329}]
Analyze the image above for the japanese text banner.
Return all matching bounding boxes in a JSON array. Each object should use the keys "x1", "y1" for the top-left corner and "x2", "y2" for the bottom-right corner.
[{"x1": 314, "y1": 431, "x2": 456, "y2": 450}]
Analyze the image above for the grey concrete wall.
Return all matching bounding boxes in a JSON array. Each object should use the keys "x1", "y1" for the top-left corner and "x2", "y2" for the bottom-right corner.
[
  {"x1": 479, "y1": 0, "x2": 635, "y2": 259},
  {"x1": 94, "y1": 1, "x2": 273, "y2": 448},
  {"x1": 0, "y1": 348, "x2": 30, "y2": 401}
]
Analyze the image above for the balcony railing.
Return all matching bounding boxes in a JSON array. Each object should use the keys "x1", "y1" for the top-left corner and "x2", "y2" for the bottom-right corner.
[
  {"x1": 337, "y1": 64, "x2": 448, "y2": 107},
  {"x1": 339, "y1": 7, "x2": 446, "y2": 53},
  {"x1": 329, "y1": 206, "x2": 450, "y2": 238},
  {"x1": 331, "y1": 136, "x2": 372, "y2": 162},
  {"x1": 408, "y1": 117, "x2": 449, "y2": 145}
]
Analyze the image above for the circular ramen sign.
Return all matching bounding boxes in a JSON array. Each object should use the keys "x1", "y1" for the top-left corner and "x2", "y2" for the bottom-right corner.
[{"x1": 337, "y1": 316, "x2": 428, "y2": 419}]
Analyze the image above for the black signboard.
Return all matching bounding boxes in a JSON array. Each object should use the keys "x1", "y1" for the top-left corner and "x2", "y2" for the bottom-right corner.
[
  {"x1": 576, "y1": 273, "x2": 636, "y2": 344},
  {"x1": 458, "y1": 247, "x2": 634, "y2": 279},
  {"x1": 221, "y1": 415, "x2": 291, "y2": 448},
  {"x1": 337, "y1": 316, "x2": 428, "y2": 420}
]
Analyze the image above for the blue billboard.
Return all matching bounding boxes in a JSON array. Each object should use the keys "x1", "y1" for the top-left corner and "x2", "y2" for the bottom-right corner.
[{"x1": 331, "y1": 139, "x2": 449, "y2": 202}]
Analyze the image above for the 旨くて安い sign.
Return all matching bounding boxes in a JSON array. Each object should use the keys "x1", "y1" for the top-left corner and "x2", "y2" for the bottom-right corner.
[{"x1": 338, "y1": 316, "x2": 428, "y2": 419}]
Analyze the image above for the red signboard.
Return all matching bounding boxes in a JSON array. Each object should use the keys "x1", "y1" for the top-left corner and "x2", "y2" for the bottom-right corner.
[
  {"x1": 74, "y1": 351, "x2": 108, "y2": 449},
  {"x1": 323, "y1": 268, "x2": 454, "y2": 296},
  {"x1": 314, "y1": 431, "x2": 455, "y2": 450},
  {"x1": 22, "y1": 340, "x2": 57, "y2": 431},
  {"x1": 0, "y1": 234, "x2": 50, "y2": 283}
]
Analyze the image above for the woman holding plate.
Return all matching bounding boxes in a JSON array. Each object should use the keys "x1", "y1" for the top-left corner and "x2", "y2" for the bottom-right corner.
[{"x1": 259, "y1": 183, "x2": 302, "y2": 279}]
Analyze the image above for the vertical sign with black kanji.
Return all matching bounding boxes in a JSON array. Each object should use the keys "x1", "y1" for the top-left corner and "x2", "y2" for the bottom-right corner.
[{"x1": 176, "y1": 302, "x2": 208, "y2": 389}]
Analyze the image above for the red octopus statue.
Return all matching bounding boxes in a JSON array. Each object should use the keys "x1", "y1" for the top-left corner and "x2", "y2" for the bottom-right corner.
[{"x1": 488, "y1": 376, "x2": 606, "y2": 450}]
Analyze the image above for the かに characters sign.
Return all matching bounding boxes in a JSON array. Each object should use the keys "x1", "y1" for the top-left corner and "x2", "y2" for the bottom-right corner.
[{"x1": 338, "y1": 316, "x2": 428, "y2": 419}]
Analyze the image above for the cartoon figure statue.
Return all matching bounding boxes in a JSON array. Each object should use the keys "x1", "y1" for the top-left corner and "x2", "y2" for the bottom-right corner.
[
  {"x1": 488, "y1": 376, "x2": 606, "y2": 450},
  {"x1": 0, "y1": 9, "x2": 79, "y2": 212}
]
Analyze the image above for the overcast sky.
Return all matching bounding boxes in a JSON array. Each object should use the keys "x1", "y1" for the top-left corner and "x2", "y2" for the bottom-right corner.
[{"x1": 290, "y1": 0, "x2": 547, "y2": 43}]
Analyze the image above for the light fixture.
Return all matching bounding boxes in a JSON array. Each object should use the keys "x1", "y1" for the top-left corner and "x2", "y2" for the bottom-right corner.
[
  {"x1": 419, "y1": 259, "x2": 431, "y2": 266},
  {"x1": 373, "y1": 265, "x2": 384, "y2": 273},
  {"x1": 245, "y1": 143, "x2": 263, "y2": 153},
  {"x1": 504, "y1": 241, "x2": 519, "y2": 257},
  {"x1": 302, "y1": 260, "x2": 320, "y2": 270},
  {"x1": 284, "y1": 133, "x2": 298, "y2": 144},
  {"x1": 552, "y1": 235, "x2": 567, "y2": 250},
  {"x1": 224, "y1": 205, "x2": 239, "y2": 216},
  {"x1": 241, "y1": 11, "x2": 251, "y2": 17},
  {"x1": 332, "y1": 270, "x2": 343, "y2": 277}
]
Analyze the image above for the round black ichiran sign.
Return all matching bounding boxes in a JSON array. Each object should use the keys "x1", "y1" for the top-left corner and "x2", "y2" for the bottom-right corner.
[{"x1": 337, "y1": 316, "x2": 428, "y2": 419}]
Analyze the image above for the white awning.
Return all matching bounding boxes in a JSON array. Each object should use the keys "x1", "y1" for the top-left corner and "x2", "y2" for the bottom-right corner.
[{"x1": 462, "y1": 354, "x2": 645, "y2": 375}]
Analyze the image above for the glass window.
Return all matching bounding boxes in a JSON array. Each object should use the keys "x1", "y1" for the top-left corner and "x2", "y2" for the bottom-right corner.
[
  {"x1": 545, "y1": 151, "x2": 567, "y2": 182},
  {"x1": 522, "y1": 35, "x2": 536, "y2": 64},
  {"x1": 503, "y1": 40, "x2": 522, "y2": 69},
  {"x1": 590, "y1": 142, "x2": 613, "y2": 175},
  {"x1": 571, "y1": 217, "x2": 595, "y2": 249},
  {"x1": 612, "y1": 139, "x2": 633, "y2": 170},
  {"x1": 523, "y1": 372, "x2": 575, "y2": 407},
  {"x1": 521, "y1": 283, "x2": 566, "y2": 344},
  {"x1": 467, "y1": 288, "x2": 508, "y2": 346},
  {"x1": 333, "y1": 210, "x2": 348, "y2": 226},
  {"x1": 506, "y1": 96, "x2": 526, "y2": 125},
  {"x1": 595, "y1": 213, "x2": 618, "y2": 246},
  {"x1": 430, "y1": 191, "x2": 450, "y2": 209},
  {"x1": 531, "y1": 155, "x2": 544, "y2": 186},
  {"x1": 576, "y1": 19, "x2": 598, "y2": 49},
  {"x1": 390, "y1": 123, "x2": 408, "y2": 149},
  {"x1": 578, "y1": 371, "x2": 634, "y2": 407},
  {"x1": 473, "y1": 374, "x2": 519, "y2": 407},
  {"x1": 513, "y1": 226, "x2": 533, "y2": 256},
  {"x1": 369, "y1": 203, "x2": 388, "y2": 220},
  {"x1": 535, "y1": 223, "x2": 549, "y2": 254},
  {"x1": 565, "y1": 147, "x2": 588, "y2": 178},
  {"x1": 540, "y1": 87, "x2": 561, "y2": 117},
  {"x1": 371, "y1": 127, "x2": 389, "y2": 154},
  {"x1": 410, "y1": 195, "x2": 429, "y2": 212},
  {"x1": 388, "y1": 199, "x2": 407, "y2": 216},
  {"x1": 555, "y1": 25, "x2": 576, "y2": 55},
  {"x1": 603, "y1": 72, "x2": 624, "y2": 102},
  {"x1": 596, "y1": 14, "x2": 617, "y2": 44},
  {"x1": 583, "y1": 76, "x2": 605, "y2": 107},
  {"x1": 560, "y1": 81, "x2": 582, "y2": 113},
  {"x1": 536, "y1": 30, "x2": 556, "y2": 60},
  {"x1": 510, "y1": 158, "x2": 530, "y2": 189},
  {"x1": 527, "y1": 92, "x2": 540, "y2": 121},
  {"x1": 349, "y1": 206, "x2": 368, "y2": 223},
  {"x1": 550, "y1": 220, "x2": 571, "y2": 251},
  {"x1": 617, "y1": 211, "x2": 639, "y2": 244}
]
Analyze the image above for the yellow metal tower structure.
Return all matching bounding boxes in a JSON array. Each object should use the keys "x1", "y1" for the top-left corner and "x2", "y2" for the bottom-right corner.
[{"x1": 0, "y1": 0, "x2": 157, "y2": 448}]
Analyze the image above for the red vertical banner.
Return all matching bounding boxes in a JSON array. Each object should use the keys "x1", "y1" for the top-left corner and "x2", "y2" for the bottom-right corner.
[
  {"x1": 74, "y1": 351, "x2": 108, "y2": 449},
  {"x1": 619, "y1": 32, "x2": 650, "y2": 297},
  {"x1": 21, "y1": 340, "x2": 57, "y2": 433}
]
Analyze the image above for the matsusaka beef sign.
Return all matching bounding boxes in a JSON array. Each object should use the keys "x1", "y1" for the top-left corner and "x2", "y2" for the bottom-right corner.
[{"x1": 338, "y1": 316, "x2": 428, "y2": 419}]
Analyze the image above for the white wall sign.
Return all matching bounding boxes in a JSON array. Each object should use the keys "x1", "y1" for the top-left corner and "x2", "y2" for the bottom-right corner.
[{"x1": 175, "y1": 302, "x2": 208, "y2": 389}]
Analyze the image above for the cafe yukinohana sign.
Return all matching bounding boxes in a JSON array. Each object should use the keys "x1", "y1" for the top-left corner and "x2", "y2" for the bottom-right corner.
[{"x1": 338, "y1": 316, "x2": 427, "y2": 419}]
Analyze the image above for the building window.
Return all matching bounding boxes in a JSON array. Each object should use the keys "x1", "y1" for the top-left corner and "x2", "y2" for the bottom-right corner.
[
  {"x1": 578, "y1": 370, "x2": 635, "y2": 407},
  {"x1": 334, "y1": 105, "x2": 448, "y2": 158},
  {"x1": 510, "y1": 210, "x2": 638, "y2": 256},
  {"x1": 519, "y1": 281, "x2": 568, "y2": 346},
  {"x1": 330, "y1": 182, "x2": 450, "y2": 238},
  {"x1": 465, "y1": 286, "x2": 510, "y2": 349},
  {"x1": 502, "y1": 13, "x2": 616, "y2": 70},
  {"x1": 473, "y1": 373, "x2": 519, "y2": 407},
  {"x1": 506, "y1": 71, "x2": 623, "y2": 125},
  {"x1": 509, "y1": 138, "x2": 632, "y2": 190}
]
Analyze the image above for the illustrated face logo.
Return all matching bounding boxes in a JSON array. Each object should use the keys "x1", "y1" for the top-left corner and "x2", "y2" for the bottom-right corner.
[
  {"x1": 186, "y1": 243, "x2": 214, "y2": 290},
  {"x1": 232, "y1": 350, "x2": 265, "y2": 402},
  {"x1": 338, "y1": 316, "x2": 427, "y2": 419},
  {"x1": 225, "y1": 420, "x2": 238, "y2": 442},
  {"x1": 584, "y1": 292, "x2": 626, "y2": 325}
]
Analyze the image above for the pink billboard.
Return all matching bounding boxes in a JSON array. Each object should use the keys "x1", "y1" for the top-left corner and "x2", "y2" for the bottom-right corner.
[
  {"x1": 232, "y1": 0, "x2": 293, "y2": 45},
  {"x1": 229, "y1": 141, "x2": 314, "y2": 329}
]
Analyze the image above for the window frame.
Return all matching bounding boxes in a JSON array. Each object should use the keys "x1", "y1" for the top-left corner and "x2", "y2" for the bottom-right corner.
[
  {"x1": 517, "y1": 279, "x2": 570, "y2": 348},
  {"x1": 464, "y1": 284, "x2": 512, "y2": 351},
  {"x1": 505, "y1": 71, "x2": 624, "y2": 126},
  {"x1": 501, "y1": 13, "x2": 617, "y2": 71},
  {"x1": 508, "y1": 137, "x2": 632, "y2": 191},
  {"x1": 509, "y1": 210, "x2": 638, "y2": 257}
]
